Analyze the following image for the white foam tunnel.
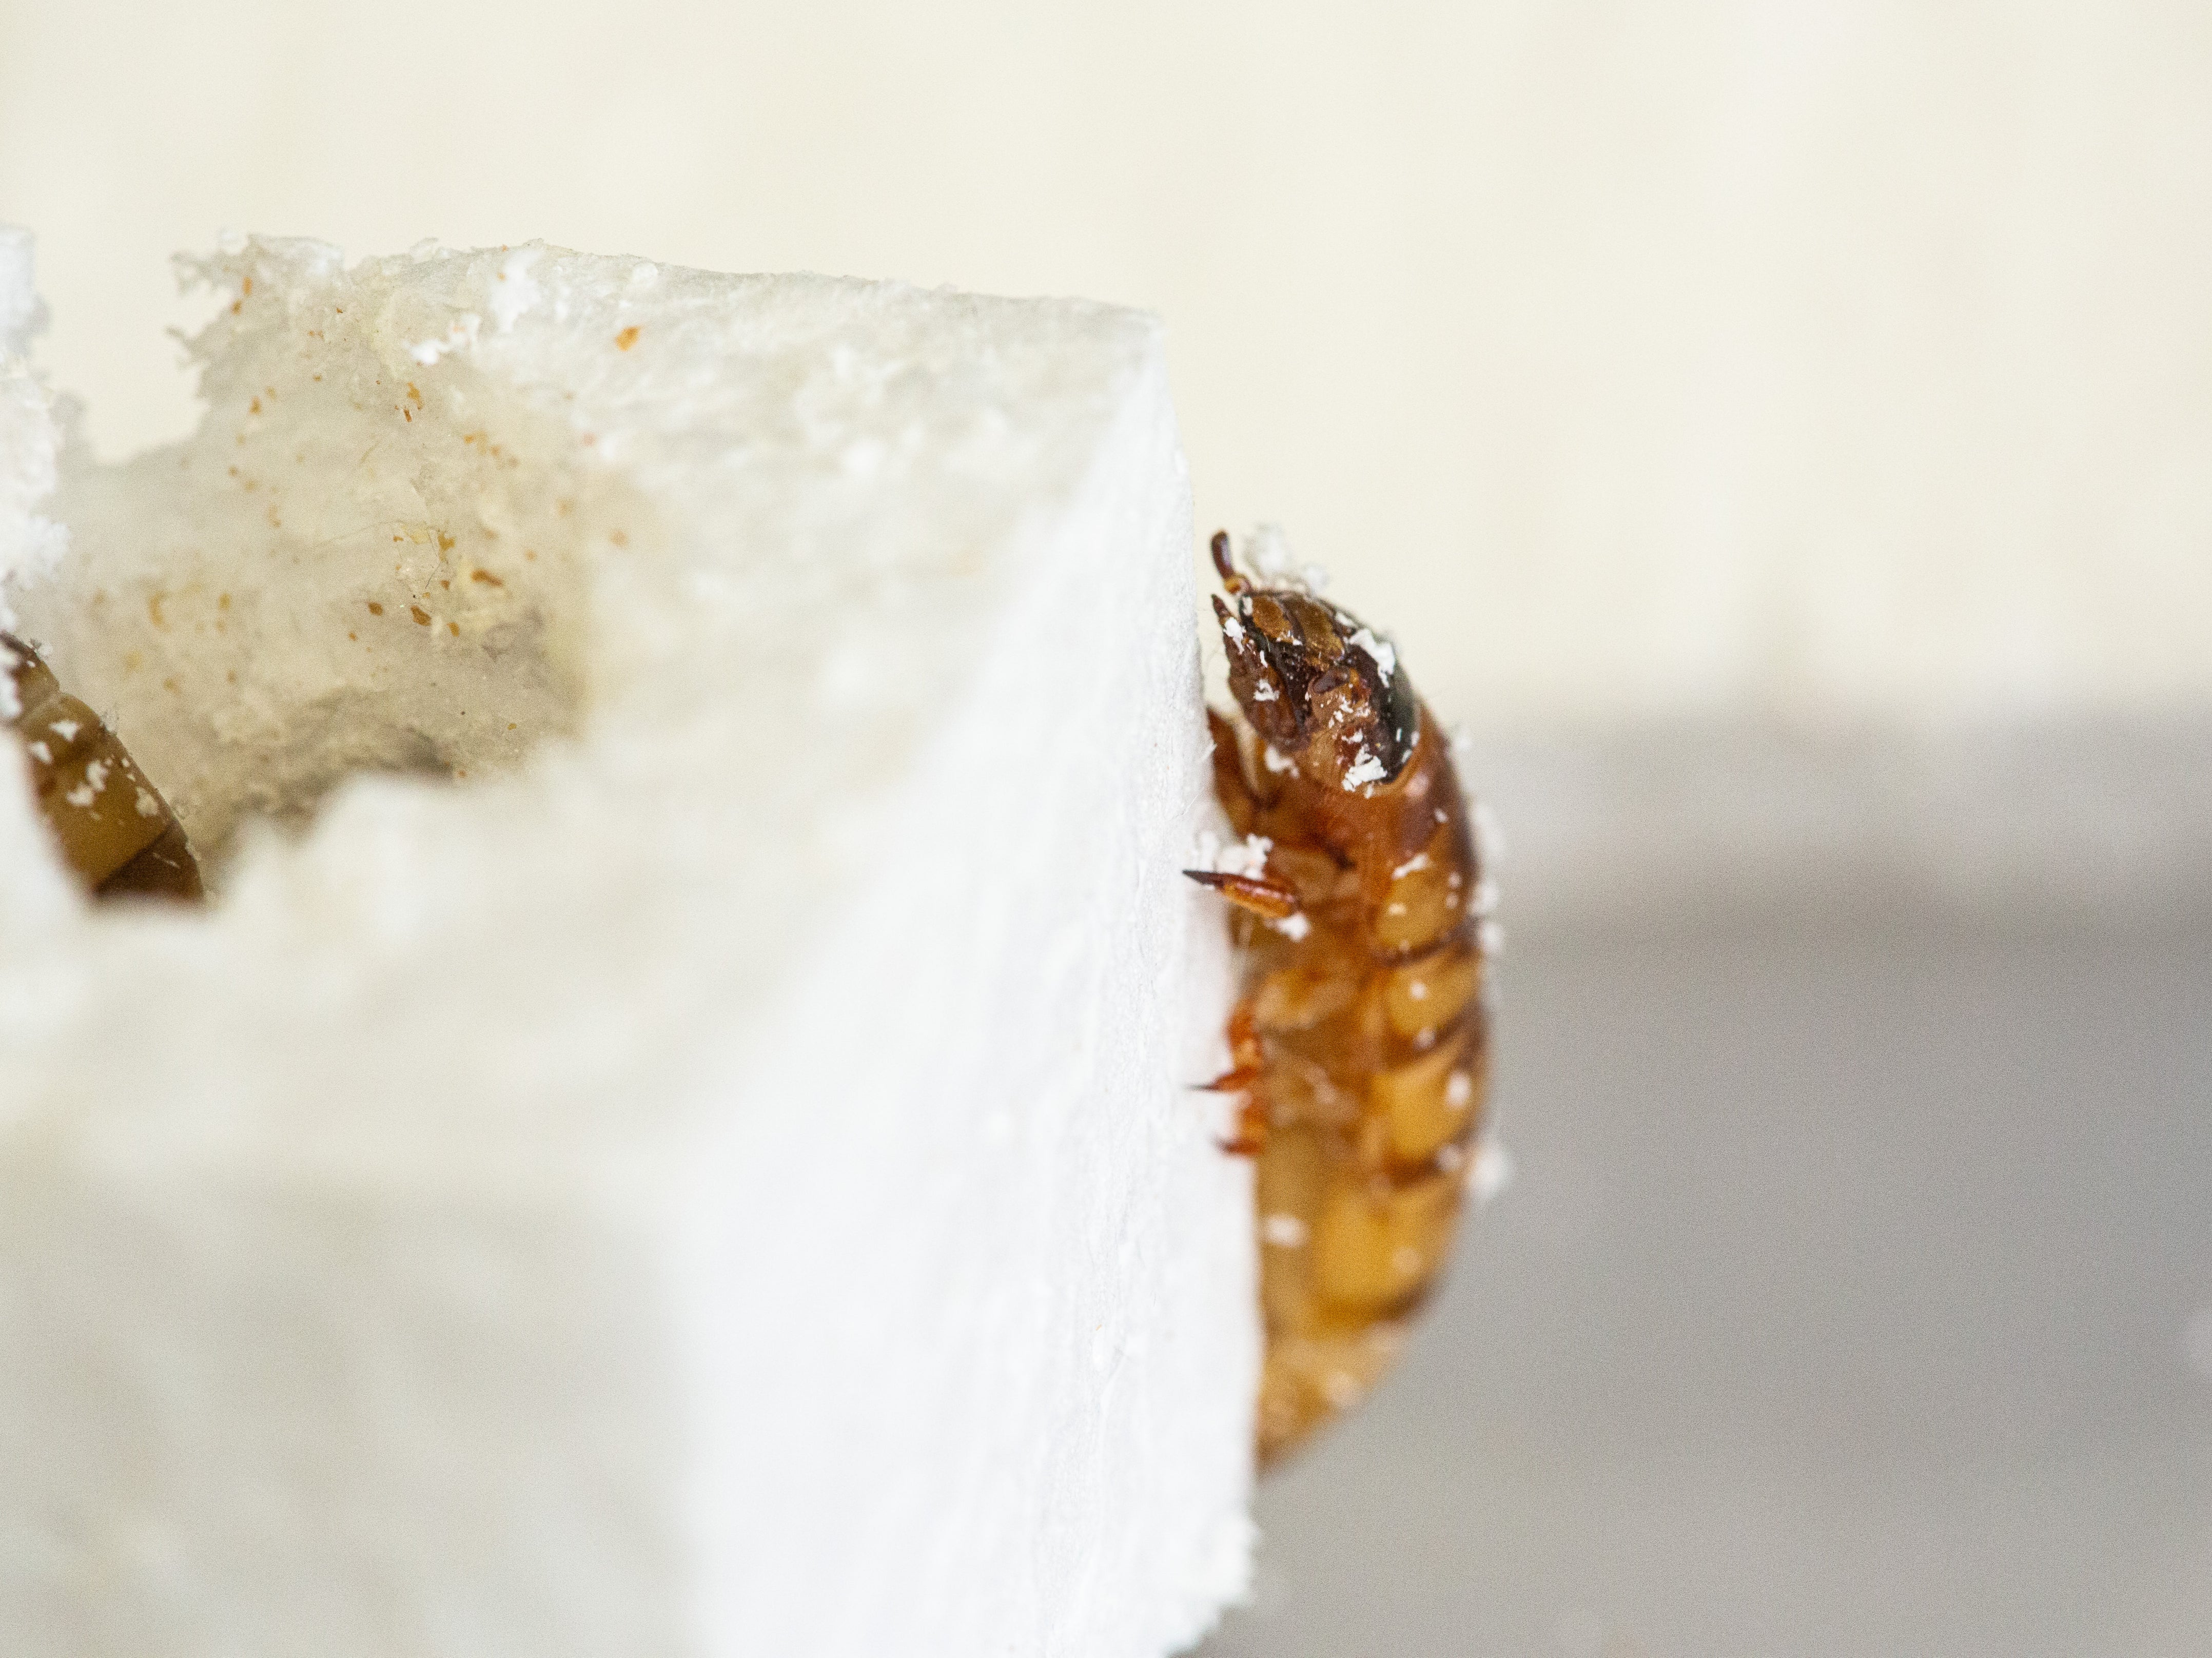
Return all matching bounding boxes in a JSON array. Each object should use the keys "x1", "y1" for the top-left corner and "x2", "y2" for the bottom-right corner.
[{"x1": 0, "y1": 231, "x2": 1255, "y2": 1657}]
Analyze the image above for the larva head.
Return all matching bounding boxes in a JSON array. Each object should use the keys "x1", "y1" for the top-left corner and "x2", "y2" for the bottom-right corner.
[{"x1": 1209, "y1": 531, "x2": 1418, "y2": 793}]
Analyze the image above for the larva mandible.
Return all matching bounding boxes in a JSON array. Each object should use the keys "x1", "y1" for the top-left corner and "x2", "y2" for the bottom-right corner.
[
  {"x1": 3, "y1": 632, "x2": 203, "y2": 902},
  {"x1": 1187, "y1": 532, "x2": 1492, "y2": 1467}
]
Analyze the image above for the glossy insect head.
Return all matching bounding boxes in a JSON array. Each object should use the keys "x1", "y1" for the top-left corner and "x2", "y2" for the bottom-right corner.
[{"x1": 1209, "y1": 531, "x2": 1418, "y2": 793}]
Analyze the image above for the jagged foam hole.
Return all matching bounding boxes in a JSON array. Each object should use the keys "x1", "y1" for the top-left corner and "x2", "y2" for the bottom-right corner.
[{"x1": 11, "y1": 374, "x2": 641, "y2": 881}]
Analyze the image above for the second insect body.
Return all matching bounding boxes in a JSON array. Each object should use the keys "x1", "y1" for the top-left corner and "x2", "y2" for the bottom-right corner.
[
  {"x1": 1190, "y1": 533, "x2": 1492, "y2": 1467},
  {"x1": 3, "y1": 632, "x2": 201, "y2": 902}
]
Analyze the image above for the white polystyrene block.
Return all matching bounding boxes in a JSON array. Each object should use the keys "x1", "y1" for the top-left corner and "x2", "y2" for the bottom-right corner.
[
  {"x1": 0, "y1": 228, "x2": 65, "y2": 635},
  {"x1": 0, "y1": 235, "x2": 1254, "y2": 1656}
]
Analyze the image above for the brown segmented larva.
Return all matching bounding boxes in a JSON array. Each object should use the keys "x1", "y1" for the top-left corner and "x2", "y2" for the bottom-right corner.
[
  {"x1": 1186, "y1": 532, "x2": 1492, "y2": 1467},
  {"x1": 3, "y1": 632, "x2": 203, "y2": 902}
]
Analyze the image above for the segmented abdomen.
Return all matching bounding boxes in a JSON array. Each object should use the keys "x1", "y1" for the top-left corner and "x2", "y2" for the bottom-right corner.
[{"x1": 1209, "y1": 705, "x2": 1489, "y2": 1465}]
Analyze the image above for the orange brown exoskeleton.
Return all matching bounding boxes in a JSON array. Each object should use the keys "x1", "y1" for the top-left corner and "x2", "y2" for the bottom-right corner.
[
  {"x1": 3, "y1": 632, "x2": 202, "y2": 902},
  {"x1": 1187, "y1": 531, "x2": 1493, "y2": 1468}
]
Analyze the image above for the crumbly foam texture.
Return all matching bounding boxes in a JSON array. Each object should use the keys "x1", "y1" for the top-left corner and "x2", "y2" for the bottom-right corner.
[
  {"x1": 26, "y1": 246, "x2": 616, "y2": 856},
  {"x1": 0, "y1": 237, "x2": 1253, "y2": 1656}
]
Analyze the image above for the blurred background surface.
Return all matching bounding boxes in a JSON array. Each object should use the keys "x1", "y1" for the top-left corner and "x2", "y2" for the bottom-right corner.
[
  {"x1": 6, "y1": 1, "x2": 2212, "y2": 733},
  {"x1": 1203, "y1": 893, "x2": 2212, "y2": 1657},
  {"x1": 3, "y1": 2, "x2": 2206, "y2": 1651}
]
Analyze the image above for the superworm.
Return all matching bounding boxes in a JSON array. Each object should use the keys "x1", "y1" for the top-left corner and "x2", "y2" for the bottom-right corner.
[
  {"x1": 3, "y1": 632, "x2": 202, "y2": 902},
  {"x1": 1188, "y1": 532, "x2": 1492, "y2": 1467}
]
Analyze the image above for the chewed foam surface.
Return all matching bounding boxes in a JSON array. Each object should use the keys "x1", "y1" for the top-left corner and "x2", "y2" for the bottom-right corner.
[{"x1": 13, "y1": 240, "x2": 1148, "y2": 875}]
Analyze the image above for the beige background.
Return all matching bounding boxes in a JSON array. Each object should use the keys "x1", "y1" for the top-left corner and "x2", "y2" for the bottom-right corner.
[{"x1": 3, "y1": 0, "x2": 2209, "y2": 733}]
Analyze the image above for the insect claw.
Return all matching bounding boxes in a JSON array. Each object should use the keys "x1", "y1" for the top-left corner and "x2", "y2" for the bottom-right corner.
[{"x1": 1195, "y1": 1066, "x2": 1260, "y2": 1095}]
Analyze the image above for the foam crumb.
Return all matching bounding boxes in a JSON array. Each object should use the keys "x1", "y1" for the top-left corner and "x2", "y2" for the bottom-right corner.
[
  {"x1": 1342, "y1": 747, "x2": 1386, "y2": 790},
  {"x1": 408, "y1": 311, "x2": 482, "y2": 365},
  {"x1": 486, "y1": 248, "x2": 543, "y2": 334},
  {"x1": 1468, "y1": 1138, "x2": 1514, "y2": 1205},
  {"x1": 1348, "y1": 624, "x2": 1396, "y2": 682},
  {"x1": 1471, "y1": 797, "x2": 1505, "y2": 865},
  {"x1": 1193, "y1": 829, "x2": 1273, "y2": 879}
]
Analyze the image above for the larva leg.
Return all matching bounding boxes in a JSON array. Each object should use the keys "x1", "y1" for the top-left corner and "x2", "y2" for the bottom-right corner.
[
  {"x1": 1183, "y1": 868, "x2": 1301, "y2": 921},
  {"x1": 1221, "y1": 1096, "x2": 1270, "y2": 1159},
  {"x1": 1205, "y1": 1002, "x2": 1270, "y2": 1156}
]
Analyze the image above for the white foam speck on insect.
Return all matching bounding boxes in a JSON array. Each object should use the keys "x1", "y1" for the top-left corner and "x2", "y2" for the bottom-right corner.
[
  {"x1": 0, "y1": 236, "x2": 1254, "y2": 1657},
  {"x1": 1469, "y1": 1138, "x2": 1515, "y2": 1206},
  {"x1": 1320, "y1": 1370, "x2": 1363, "y2": 1407},
  {"x1": 1348, "y1": 625, "x2": 1396, "y2": 682},
  {"x1": 1273, "y1": 912, "x2": 1311, "y2": 941},
  {"x1": 1471, "y1": 796, "x2": 1506, "y2": 866},
  {"x1": 1191, "y1": 830, "x2": 1271, "y2": 879},
  {"x1": 1342, "y1": 747, "x2": 1386, "y2": 790}
]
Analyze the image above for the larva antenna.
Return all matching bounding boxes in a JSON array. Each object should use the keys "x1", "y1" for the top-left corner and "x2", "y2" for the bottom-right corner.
[{"x1": 1210, "y1": 529, "x2": 1248, "y2": 595}]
